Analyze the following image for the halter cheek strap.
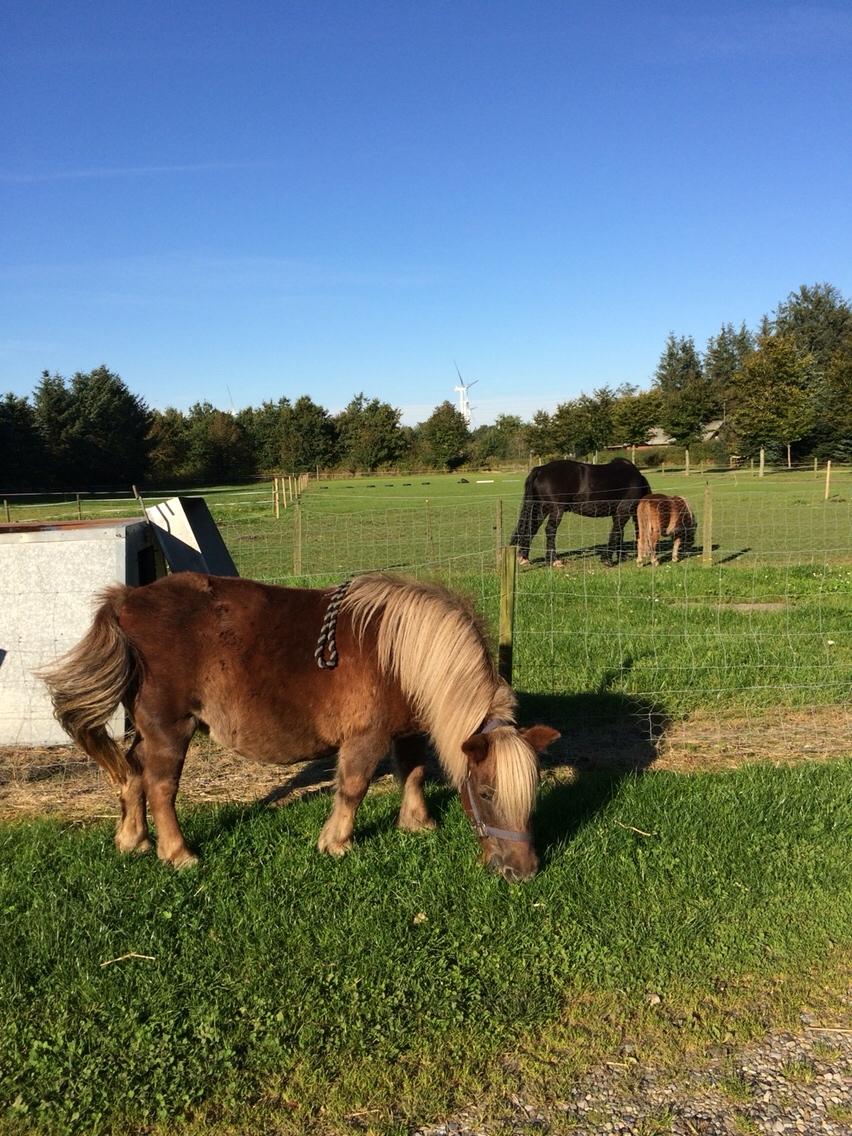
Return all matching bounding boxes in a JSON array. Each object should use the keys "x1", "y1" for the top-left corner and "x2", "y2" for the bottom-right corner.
[{"x1": 462, "y1": 775, "x2": 532, "y2": 844}]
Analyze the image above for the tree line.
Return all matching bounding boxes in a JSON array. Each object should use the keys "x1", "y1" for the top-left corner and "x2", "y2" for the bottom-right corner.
[{"x1": 2, "y1": 282, "x2": 850, "y2": 491}]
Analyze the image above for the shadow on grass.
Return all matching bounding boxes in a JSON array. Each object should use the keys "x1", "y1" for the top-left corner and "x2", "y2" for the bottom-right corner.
[{"x1": 517, "y1": 677, "x2": 670, "y2": 864}]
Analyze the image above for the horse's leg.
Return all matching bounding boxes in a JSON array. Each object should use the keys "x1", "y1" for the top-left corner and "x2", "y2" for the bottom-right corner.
[
  {"x1": 137, "y1": 715, "x2": 197, "y2": 868},
  {"x1": 545, "y1": 507, "x2": 563, "y2": 566},
  {"x1": 672, "y1": 533, "x2": 682, "y2": 563},
  {"x1": 114, "y1": 737, "x2": 151, "y2": 854},
  {"x1": 607, "y1": 506, "x2": 629, "y2": 563},
  {"x1": 318, "y1": 731, "x2": 388, "y2": 856},
  {"x1": 513, "y1": 501, "x2": 537, "y2": 563},
  {"x1": 393, "y1": 734, "x2": 436, "y2": 833}
]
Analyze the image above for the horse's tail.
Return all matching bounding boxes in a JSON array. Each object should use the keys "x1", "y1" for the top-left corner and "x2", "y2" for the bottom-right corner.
[
  {"x1": 37, "y1": 585, "x2": 137, "y2": 784},
  {"x1": 508, "y1": 466, "x2": 542, "y2": 546},
  {"x1": 342, "y1": 574, "x2": 502, "y2": 786}
]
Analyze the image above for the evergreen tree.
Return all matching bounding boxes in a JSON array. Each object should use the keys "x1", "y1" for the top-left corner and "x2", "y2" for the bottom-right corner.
[
  {"x1": 32, "y1": 366, "x2": 150, "y2": 486},
  {"x1": 771, "y1": 283, "x2": 852, "y2": 368},
  {"x1": 704, "y1": 322, "x2": 755, "y2": 418},
  {"x1": 0, "y1": 393, "x2": 47, "y2": 489},
  {"x1": 68, "y1": 366, "x2": 152, "y2": 484},
  {"x1": 653, "y1": 334, "x2": 717, "y2": 443},
  {"x1": 32, "y1": 371, "x2": 77, "y2": 485}
]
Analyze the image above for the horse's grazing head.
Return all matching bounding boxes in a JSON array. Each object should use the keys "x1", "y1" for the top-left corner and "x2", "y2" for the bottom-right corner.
[{"x1": 461, "y1": 723, "x2": 560, "y2": 881}]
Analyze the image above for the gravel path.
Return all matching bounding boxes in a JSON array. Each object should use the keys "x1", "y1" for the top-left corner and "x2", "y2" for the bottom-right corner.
[{"x1": 414, "y1": 1022, "x2": 851, "y2": 1136}]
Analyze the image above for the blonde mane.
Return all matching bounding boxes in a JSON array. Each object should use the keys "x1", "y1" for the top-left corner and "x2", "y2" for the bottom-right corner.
[{"x1": 342, "y1": 573, "x2": 538, "y2": 829}]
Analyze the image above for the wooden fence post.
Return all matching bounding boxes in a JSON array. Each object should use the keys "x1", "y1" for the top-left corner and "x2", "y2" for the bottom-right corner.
[
  {"x1": 498, "y1": 546, "x2": 517, "y2": 683},
  {"x1": 824, "y1": 460, "x2": 832, "y2": 501},
  {"x1": 814, "y1": 457, "x2": 818, "y2": 478},
  {"x1": 76, "y1": 493, "x2": 82, "y2": 520},
  {"x1": 495, "y1": 498, "x2": 503, "y2": 567},
  {"x1": 701, "y1": 483, "x2": 713, "y2": 565},
  {"x1": 685, "y1": 448, "x2": 690, "y2": 477},
  {"x1": 274, "y1": 481, "x2": 280, "y2": 519},
  {"x1": 759, "y1": 448, "x2": 765, "y2": 478},
  {"x1": 3, "y1": 499, "x2": 10, "y2": 523}
]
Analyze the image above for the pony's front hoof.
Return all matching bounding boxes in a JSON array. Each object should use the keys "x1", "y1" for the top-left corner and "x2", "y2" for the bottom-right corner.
[
  {"x1": 317, "y1": 831, "x2": 353, "y2": 857},
  {"x1": 397, "y1": 813, "x2": 437, "y2": 833},
  {"x1": 517, "y1": 556, "x2": 530, "y2": 566},
  {"x1": 158, "y1": 846, "x2": 199, "y2": 870},
  {"x1": 551, "y1": 558, "x2": 565, "y2": 568},
  {"x1": 115, "y1": 832, "x2": 153, "y2": 855}
]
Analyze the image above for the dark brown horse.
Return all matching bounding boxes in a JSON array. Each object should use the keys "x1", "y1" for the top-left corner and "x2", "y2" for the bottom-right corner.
[
  {"x1": 40, "y1": 572, "x2": 558, "y2": 881},
  {"x1": 510, "y1": 457, "x2": 651, "y2": 565}
]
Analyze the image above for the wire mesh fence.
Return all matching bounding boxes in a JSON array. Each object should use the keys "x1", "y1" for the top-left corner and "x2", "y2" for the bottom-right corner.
[{"x1": 1, "y1": 468, "x2": 850, "y2": 810}]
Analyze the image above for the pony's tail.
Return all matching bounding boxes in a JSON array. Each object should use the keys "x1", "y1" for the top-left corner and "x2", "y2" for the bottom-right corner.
[{"x1": 37, "y1": 585, "x2": 137, "y2": 785}]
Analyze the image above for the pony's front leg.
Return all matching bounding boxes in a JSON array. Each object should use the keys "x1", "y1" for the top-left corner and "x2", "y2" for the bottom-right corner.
[
  {"x1": 318, "y1": 733, "x2": 387, "y2": 856},
  {"x1": 393, "y1": 734, "x2": 436, "y2": 833}
]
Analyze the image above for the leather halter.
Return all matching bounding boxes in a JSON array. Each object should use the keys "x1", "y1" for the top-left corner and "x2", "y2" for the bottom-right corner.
[{"x1": 462, "y1": 718, "x2": 533, "y2": 844}]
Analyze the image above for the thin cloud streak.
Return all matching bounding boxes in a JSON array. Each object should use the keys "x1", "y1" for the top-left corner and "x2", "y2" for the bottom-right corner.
[{"x1": 0, "y1": 161, "x2": 274, "y2": 184}]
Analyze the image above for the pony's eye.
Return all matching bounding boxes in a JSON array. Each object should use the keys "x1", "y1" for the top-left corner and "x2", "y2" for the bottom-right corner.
[{"x1": 479, "y1": 786, "x2": 496, "y2": 803}]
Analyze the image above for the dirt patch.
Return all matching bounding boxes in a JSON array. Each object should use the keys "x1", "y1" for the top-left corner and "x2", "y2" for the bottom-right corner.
[
  {"x1": 726, "y1": 601, "x2": 788, "y2": 613},
  {"x1": 1, "y1": 705, "x2": 849, "y2": 821}
]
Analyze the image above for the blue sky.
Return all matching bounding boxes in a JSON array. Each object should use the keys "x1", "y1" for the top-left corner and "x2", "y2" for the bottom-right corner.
[{"x1": 2, "y1": 2, "x2": 851, "y2": 426}]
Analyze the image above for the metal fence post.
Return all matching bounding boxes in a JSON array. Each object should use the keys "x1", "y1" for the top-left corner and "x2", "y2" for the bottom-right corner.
[{"x1": 498, "y1": 546, "x2": 517, "y2": 683}]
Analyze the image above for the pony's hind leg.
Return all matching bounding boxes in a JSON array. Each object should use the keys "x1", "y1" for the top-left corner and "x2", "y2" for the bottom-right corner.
[
  {"x1": 114, "y1": 737, "x2": 151, "y2": 854},
  {"x1": 393, "y1": 734, "x2": 436, "y2": 833},
  {"x1": 318, "y1": 732, "x2": 388, "y2": 856},
  {"x1": 136, "y1": 714, "x2": 197, "y2": 868}
]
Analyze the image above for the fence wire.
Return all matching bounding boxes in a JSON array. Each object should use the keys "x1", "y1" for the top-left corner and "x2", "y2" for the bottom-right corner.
[{"x1": 2, "y1": 472, "x2": 850, "y2": 808}]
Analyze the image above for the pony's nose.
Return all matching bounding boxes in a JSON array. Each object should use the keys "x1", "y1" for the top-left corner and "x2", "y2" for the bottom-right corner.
[{"x1": 487, "y1": 853, "x2": 538, "y2": 882}]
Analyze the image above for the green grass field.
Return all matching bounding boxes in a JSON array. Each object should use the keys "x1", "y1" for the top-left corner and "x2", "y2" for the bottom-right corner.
[
  {"x1": 2, "y1": 466, "x2": 851, "y2": 1133},
  {"x1": 1, "y1": 762, "x2": 850, "y2": 1135}
]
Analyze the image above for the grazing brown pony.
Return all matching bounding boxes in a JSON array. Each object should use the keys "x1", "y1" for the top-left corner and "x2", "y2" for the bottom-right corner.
[
  {"x1": 636, "y1": 493, "x2": 696, "y2": 566},
  {"x1": 40, "y1": 572, "x2": 559, "y2": 881}
]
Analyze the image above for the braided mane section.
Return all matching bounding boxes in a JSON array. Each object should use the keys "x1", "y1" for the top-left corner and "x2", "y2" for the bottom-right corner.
[{"x1": 342, "y1": 573, "x2": 512, "y2": 787}]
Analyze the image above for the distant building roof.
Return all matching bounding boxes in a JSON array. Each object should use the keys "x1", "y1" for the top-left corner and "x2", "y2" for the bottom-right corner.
[{"x1": 644, "y1": 419, "x2": 725, "y2": 446}]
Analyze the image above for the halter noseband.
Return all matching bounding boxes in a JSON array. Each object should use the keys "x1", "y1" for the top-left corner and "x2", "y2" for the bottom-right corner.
[{"x1": 462, "y1": 718, "x2": 533, "y2": 844}]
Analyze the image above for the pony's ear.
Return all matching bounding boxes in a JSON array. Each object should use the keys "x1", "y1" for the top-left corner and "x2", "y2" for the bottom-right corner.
[
  {"x1": 521, "y1": 725, "x2": 561, "y2": 754},
  {"x1": 461, "y1": 733, "x2": 490, "y2": 765}
]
